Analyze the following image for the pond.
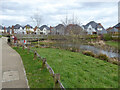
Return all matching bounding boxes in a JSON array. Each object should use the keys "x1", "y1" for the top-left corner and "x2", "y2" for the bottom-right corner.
[
  {"x1": 54, "y1": 43, "x2": 119, "y2": 58},
  {"x1": 30, "y1": 42, "x2": 119, "y2": 58},
  {"x1": 80, "y1": 45, "x2": 118, "y2": 58}
]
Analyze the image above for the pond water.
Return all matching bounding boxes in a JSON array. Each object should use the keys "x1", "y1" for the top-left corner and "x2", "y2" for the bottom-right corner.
[
  {"x1": 80, "y1": 45, "x2": 118, "y2": 58},
  {"x1": 31, "y1": 42, "x2": 119, "y2": 58},
  {"x1": 54, "y1": 43, "x2": 118, "y2": 58}
]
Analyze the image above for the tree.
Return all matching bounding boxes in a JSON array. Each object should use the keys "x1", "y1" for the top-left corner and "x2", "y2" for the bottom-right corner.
[
  {"x1": 31, "y1": 10, "x2": 43, "y2": 27},
  {"x1": 61, "y1": 13, "x2": 85, "y2": 35},
  {"x1": 12, "y1": 26, "x2": 14, "y2": 34}
]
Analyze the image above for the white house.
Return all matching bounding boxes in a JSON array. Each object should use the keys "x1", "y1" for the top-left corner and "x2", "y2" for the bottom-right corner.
[
  {"x1": 83, "y1": 21, "x2": 107, "y2": 35},
  {"x1": 39, "y1": 25, "x2": 50, "y2": 35},
  {"x1": 86, "y1": 25, "x2": 96, "y2": 35}
]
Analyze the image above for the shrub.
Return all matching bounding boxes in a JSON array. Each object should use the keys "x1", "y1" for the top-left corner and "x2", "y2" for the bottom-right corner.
[
  {"x1": 35, "y1": 45, "x2": 39, "y2": 48},
  {"x1": 71, "y1": 47, "x2": 77, "y2": 52},
  {"x1": 103, "y1": 34, "x2": 112, "y2": 41},
  {"x1": 112, "y1": 60, "x2": 119, "y2": 65},
  {"x1": 96, "y1": 53, "x2": 109, "y2": 61},
  {"x1": 82, "y1": 50, "x2": 95, "y2": 57}
]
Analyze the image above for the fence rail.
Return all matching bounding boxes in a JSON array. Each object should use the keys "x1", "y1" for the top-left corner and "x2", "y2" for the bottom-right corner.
[{"x1": 14, "y1": 40, "x2": 65, "y2": 89}]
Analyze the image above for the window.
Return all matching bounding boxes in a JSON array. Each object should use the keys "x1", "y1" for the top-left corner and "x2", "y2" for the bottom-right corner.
[
  {"x1": 89, "y1": 28, "x2": 91, "y2": 30},
  {"x1": 40, "y1": 32, "x2": 43, "y2": 34}
]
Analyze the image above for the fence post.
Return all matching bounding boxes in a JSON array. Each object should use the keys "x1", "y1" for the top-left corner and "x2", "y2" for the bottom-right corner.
[
  {"x1": 22, "y1": 44, "x2": 24, "y2": 50},
  {"x1": 33, "y1": 51, "x2": 37, "y2": 60},
  {"x1": 27, "y1": 45, "x2": 30, "y2": 54},
  {"x1": 17, "y1": 40, "x2": 19, "y2": 49},
  {"x1": 54, "y1": 74, "x2": 60, "y2": 89},
  {"x1": 42, "y1": 58, "x2": 46, "y2": 69}
]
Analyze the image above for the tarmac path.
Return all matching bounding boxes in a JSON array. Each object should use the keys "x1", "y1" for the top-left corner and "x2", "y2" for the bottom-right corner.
[{"x1": 1, "y1": 37, "x2": 28, "y2": 89}]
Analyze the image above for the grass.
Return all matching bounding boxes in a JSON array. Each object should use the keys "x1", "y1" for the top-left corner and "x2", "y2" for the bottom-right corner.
[
  {"x1": 0, "y1": 35, "x2": 2, "y2": 38},
  {"x1": 33, "y1": 48, "x2": 118, "y2": 88},
  {"x1": 13, "y1": 47, "x2": 54, "y2": 88},
  {"x1": 105, "y1": 41, "x2": 119, "y2": 48}
]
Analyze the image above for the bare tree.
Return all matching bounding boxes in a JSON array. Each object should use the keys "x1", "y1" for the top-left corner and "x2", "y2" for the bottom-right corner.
[
  {"x1": 31, "y1": 10, "x2": 43, "y2": 27},
  {"x1": 61, "y1": 13, "x2": 85, "y2": 35}
]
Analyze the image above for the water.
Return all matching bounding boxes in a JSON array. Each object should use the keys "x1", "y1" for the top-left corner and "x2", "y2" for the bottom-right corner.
[
  {"x1": 54, "y1": 43, "x2": 118, "y2": 58},
  {"x1": 80, "y1": 45, "x2": 118, "y2": 58},
  {"x1": 31, "y1": 42, "x2": 119, "y2": 58}
]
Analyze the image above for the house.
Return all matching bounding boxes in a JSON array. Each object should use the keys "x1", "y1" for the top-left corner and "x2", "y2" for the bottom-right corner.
[
  {"x1": 107, "y1": 28, "x2": 118, "y2": 34},
  {"x1": 6, "y1": 26, "x2": 11, "y2": 34},
  {"x1": 82, "y1": 21, "x2": 107, "y2": 35},
  {"x1": 50, "y1": 26, "x2": 56, "y2": 35},
  {"x1": 106, "y1": 23, "x2": 120, "y2": 34},
  {"x1": 13, "y1": 24, "x2": 26, "y2": 34},
  {"x1": 54, "y1": 24, "x2": 65, "y2": 35},
  {"x1": 65, "y1": 24, "x2": 84, "y2": 35},
  {"x1": 34, "y1": 26, "x2": 41, "y2": 35},
  {"x1": 39, "y1": 25, "x2": 50, "y2": 35},
  {"x1": 114, "y1": 23, "x2": 120, "y2": 30},
  {"x1": 0, "y1": 25, "x2": 4, "y2": 33},
  {"x1": 23, "y1": 24, "x2": 34, "y2": 34},
  {"x1": 50, "y1": 24, "x2": 84, "y2": 35}
]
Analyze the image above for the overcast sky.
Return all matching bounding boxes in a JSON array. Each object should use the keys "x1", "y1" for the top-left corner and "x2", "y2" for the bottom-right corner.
[{"x1": 0, "y1": 0, "x2": 119, "y2": 29}]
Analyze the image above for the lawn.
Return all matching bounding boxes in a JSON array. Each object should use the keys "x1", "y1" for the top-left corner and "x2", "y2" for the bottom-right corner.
[
  {"x1": 13, "y1": 47, "x2": 54, "y2": 88},
  {"x1": 33, "y1": 48, "x2": 118, "y2": 88},
  {"x1": 105, "y1": 41, "x2": 119, "y2": 48},
  {"x1": 0, "y1": 35, "x2": 2, "y2": 38}
]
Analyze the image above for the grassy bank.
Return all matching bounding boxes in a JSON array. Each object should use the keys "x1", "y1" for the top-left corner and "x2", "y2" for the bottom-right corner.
[
  {"x1": 33, "y1": 48, "x2": 118, "y2": 88},
  {"x1": 13, "y1": 47, "x2": 54, "y2": 88},
  {"x1": 105, "y1": 41, "x2": 119, "y2": 48}
]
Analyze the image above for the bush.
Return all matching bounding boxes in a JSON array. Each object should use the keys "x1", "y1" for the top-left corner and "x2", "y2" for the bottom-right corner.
[
  {"x1": 112, "y1": 60, "x2": 119, "y2": 65},
  {"x1": 35, "y1": 45, "x2": 39, "y2": 48},
  {"x1": 82, "y1": 50, "x2": 95, "y2": 57},
  {"x1": 96, "y1": 53, "x2": 109, "y2": 61},
  {"x1": 103, "y1": 34, "x2": 112, "y2": 41}
]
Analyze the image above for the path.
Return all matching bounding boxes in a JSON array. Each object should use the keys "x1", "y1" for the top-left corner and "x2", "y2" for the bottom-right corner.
[{"x1": 1, "y1": 37, "x2": 28, "y2": 88}]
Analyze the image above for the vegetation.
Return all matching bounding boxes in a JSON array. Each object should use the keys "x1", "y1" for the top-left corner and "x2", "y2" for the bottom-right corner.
[
  {"x1": 96, "y1": 53, "x2": 109, "y2": 61},
  {"x1": 82, "y1": 50, "x2": 95, "y2": 57},
  {"x1": 0, "y1": 35, "x2": 2, "y2": 38},
  {"x1": 103, "y1": 33, "x2": 119, "y2": 41},
  {"x1": 103, "y1": 34, "x2": 112, "y2": 41},
  {"x1": 105, "y1": 41, "x2": 119, "y2": 48},
  {"x1": 13, "y1": 47, "x2": 54, "y2": 88},
  {"x1": 33, "y1": 48, "x2": 118, "y2": 88}
]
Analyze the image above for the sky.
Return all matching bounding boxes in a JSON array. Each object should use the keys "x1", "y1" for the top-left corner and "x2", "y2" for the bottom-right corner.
[{"x1": 0, "y1": 0, "x2": 119, "y2": 29}]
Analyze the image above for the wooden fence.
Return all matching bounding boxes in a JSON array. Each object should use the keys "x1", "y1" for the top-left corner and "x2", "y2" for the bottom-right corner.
[{"x1": 14, "y1": 40, "x2": 65, "y2": 89}]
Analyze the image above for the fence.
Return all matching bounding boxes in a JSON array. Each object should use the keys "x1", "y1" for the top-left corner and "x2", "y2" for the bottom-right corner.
[{"x1": 12, "y1": 39, "x2": 65, "y2": 89}]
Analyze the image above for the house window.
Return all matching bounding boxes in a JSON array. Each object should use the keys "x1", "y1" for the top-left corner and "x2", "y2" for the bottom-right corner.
[
  {"x1": 89, "y1": 28, "x2": 91, "y2": 30},
  {"x1": 40, "y1": 32, "x2": 43, "y2": 34},
  {"x1": 93, "y1": 32, "x2": 97, "y2": 34}
]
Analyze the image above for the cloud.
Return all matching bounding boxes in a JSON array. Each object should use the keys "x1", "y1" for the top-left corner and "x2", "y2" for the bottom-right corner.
[{"x1": 0, "y1": 0, "x2": 118, "y2": 28}]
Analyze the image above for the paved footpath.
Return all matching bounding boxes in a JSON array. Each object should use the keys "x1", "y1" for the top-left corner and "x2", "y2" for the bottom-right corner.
[{"x1": 1, "y1": 37, "x2": 28, "y2": 89}]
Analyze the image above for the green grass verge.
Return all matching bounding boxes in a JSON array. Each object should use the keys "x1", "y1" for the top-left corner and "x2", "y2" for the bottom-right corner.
[
  {"x1": 105, "y1": 41, "x2": 119, "y2": 48},
  {"x1": 33, "y1": 48, "x2": 118, "y2": 88},
  {"x1": 13, "y1": 47, "x2": 54, "y2": 88},
  {"x1": 0, "y1": 35, "x2": 2, "y2": 38}
]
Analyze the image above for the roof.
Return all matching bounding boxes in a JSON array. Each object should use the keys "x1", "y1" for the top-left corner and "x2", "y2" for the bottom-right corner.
[
  {"x1": 25, "y1": 24, "x2": 33, "y2": 28},
  {"x1": 14, "y1": 24, "x2": 22, "y2": 29},
  {"x1": 83, "y1": 21, "x2": 105, "y2": 31},
  {"x1": 108, "y1": 28, "x2": 118, "y2": 32},
  {"x1": 40, "y1": 25, "x2": 50, "y2": 30},
  {"x1": 83, "y1": 21, "x2": 98, "y2": 29},
  {"x1": 55, "y1": 24, "x2": 65, "y2": 29},
  {"x1": 0, "y1": 25, "x2": 3, "y2": 29},
  {"x1": 114, "y1": 23, "x2": 120, "y2": 28}
]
